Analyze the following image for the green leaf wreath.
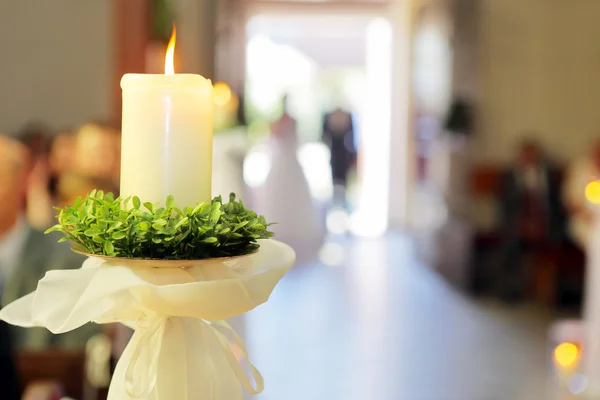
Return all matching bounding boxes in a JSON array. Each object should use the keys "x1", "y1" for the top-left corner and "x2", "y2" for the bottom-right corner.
[{"x1": 46, "y1": 190, "x2": 275, "y2": 259}]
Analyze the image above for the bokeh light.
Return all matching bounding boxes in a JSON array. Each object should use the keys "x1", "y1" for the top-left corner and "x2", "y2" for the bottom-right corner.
[
  {"x1": 243, "y1": 146, "x2": 271, "y2": 188},
  {"x1": 585, "y1": 180, "x2": 600, "y2": 204},
  {"x1": 326, "y1": 207, "x2": 349, "y2": 234},
  {"x1": 318, "y1": 242, "x2": 345, "y2": 267},
  {"x1": 567, "y1": 373, "x2": 588, "y2": 395},
  {"x1": 554, "y1": 342, "x2": 580, "y2": 368},
  {"x1": 213, "y1": 82, "x2": 232, "y2": 107}
]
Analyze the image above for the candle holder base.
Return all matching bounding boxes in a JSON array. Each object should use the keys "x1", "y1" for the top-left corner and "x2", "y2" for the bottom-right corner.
[
  {"x1": 71, "y1": 244, "x2": 259, "y2": 269},
  {"x1": 0, "y1": 239, "x2": 295, "y2": 400}
]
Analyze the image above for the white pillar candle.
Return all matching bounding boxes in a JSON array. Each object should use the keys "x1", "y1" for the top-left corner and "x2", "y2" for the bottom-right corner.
[{"x1": 120, "y1": 29, "x2": 213, "y2": 208}]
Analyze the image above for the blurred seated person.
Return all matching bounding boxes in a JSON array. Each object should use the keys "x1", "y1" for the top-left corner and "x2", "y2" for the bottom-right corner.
[
  {"x1": 53, "y1": 123, "x2": 120, "y2": 207},
  {"x1": 0, "y1": 135, "x2": 99, "y2": 349},
  {"x1": 499, "y1": 139, "x2": 565, "y2": 300},
  {"x1": 563, "y1": 139, "x2": 600, "y2": 249},
  {"x1": 17, "y1": 123, "x2": 55, "y2": 230},
  {"x1": 17, "y1": 122, "x2": 50, "y2": 159},
  {"x1": 72, "y1": 122, "x2": 120, "y2": 187},
  {"x1": 48, "y1": 133, "x2": 73, "y2": 190},
  {"x1": 48, "y1": 133, "x2": 76, "y2": 208},
  {"x1": 0, "y1": 317, "x2": 19, "y2": 400}
]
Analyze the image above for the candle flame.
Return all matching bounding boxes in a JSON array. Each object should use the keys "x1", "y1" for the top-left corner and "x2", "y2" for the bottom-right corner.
[{"x1": 165, "y1": 25, "x2": 176, "y2": 75}]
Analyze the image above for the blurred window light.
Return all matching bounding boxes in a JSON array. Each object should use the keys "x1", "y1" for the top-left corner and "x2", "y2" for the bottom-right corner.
[
  {"x1": 246, "y1": 33, "x2": 316, "y2": 117},
  {"x1": 413, "y1": 24, "x2": 452, "y2": 115},
  {"x1": 243, "y1": 145, "x2": 271, "y2": 188},
  {"x1": 352, "y1": 17, "x2": 392, "y2": 237},
  {"x1": 246, "y1": 34, "x2": 275, "y2": 79},
  {"x1": 349, "y1": 211, "x2": 379, "y2": 237},
  {"x1": 246, "y1": 34, "x2": 281, "y2": 111},
  {"x1": 297, "y1": 142, "x2": 333, "y2": 202}
]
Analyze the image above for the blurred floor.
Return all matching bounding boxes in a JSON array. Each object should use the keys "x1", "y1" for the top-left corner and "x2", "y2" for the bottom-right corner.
[{"x1": 245, "y1": 233, "x2": 553, "y2": 400}]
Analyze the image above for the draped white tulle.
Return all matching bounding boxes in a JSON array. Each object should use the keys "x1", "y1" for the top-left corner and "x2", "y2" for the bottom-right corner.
[{"x1": 0, "y1": 239, "x2": 295, "y2": 400}]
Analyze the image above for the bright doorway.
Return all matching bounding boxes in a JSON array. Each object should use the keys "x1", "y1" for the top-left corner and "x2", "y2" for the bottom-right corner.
[{"x1": 243, "y1": 13, "x2": 393, "y2": 237}]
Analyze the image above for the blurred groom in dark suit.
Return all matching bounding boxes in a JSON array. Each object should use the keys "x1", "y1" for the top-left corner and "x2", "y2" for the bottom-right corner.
[{"x1": 322, "y1": 106, "x2": 356, "y2": 207}]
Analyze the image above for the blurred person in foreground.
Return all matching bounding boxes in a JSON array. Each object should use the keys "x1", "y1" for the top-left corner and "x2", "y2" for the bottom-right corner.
[
  {"x1": 0, "y1": 135, "x2": 98, "y2": 349},
  {"x1": 499, "y1": 139, "x2": 565, "y2": 301},
  {"x1": 563, "y1": 139, "x2": 600, "y2": 249},
  {"x1": 254, "y1": 96, "x2": 324, "y2": 262}
]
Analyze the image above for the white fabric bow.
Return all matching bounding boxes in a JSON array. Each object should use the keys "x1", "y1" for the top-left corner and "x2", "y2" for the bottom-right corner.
[{"x1": 124, "y1": 316, "x2": 264, "y2": 399}]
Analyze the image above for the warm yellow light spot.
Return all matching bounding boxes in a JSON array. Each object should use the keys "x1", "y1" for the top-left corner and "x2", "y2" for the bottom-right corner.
[
  {"x1": 213, "y1": 82, "x2": 232, "y2": 106},
  {"x1": 585, "y1": 180, "x2": 600, "y2": 204},
  {"x1": 165, "y1": 25, "x2": 176, "y2": 75},
  {"x1": 554, "y1": 342, "x2": 580, "y2": 368}
]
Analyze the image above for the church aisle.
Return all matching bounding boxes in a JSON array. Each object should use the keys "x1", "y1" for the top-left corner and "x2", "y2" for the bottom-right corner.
[{"x1": 245, "y1": 233, "x2": 554, "y2": 400}]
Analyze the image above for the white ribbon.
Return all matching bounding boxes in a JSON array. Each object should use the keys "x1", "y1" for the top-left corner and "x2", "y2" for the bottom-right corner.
[{"x1": 125, "y1": 316, "x2": 264, "y2": 399}]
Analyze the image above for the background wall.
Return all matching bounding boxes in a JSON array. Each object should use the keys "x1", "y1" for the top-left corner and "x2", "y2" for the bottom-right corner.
[
  {"x1": 0, "y1": 0, "x2": 112, "y2": 134},
  {"x1": 451, "y1": 0, "x2": 478, "y2": 102},
  {"x1": 476, "y1": 0, "x2": 600, "y2": 163},
  {"x1": 172, "y1": 0, "x2": 217, "y2": 79}
]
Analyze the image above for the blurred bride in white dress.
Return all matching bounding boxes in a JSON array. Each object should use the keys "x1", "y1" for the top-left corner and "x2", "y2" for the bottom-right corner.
[{"x1": 253, "y1": 97, "x2": 325, "y2": 262}]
